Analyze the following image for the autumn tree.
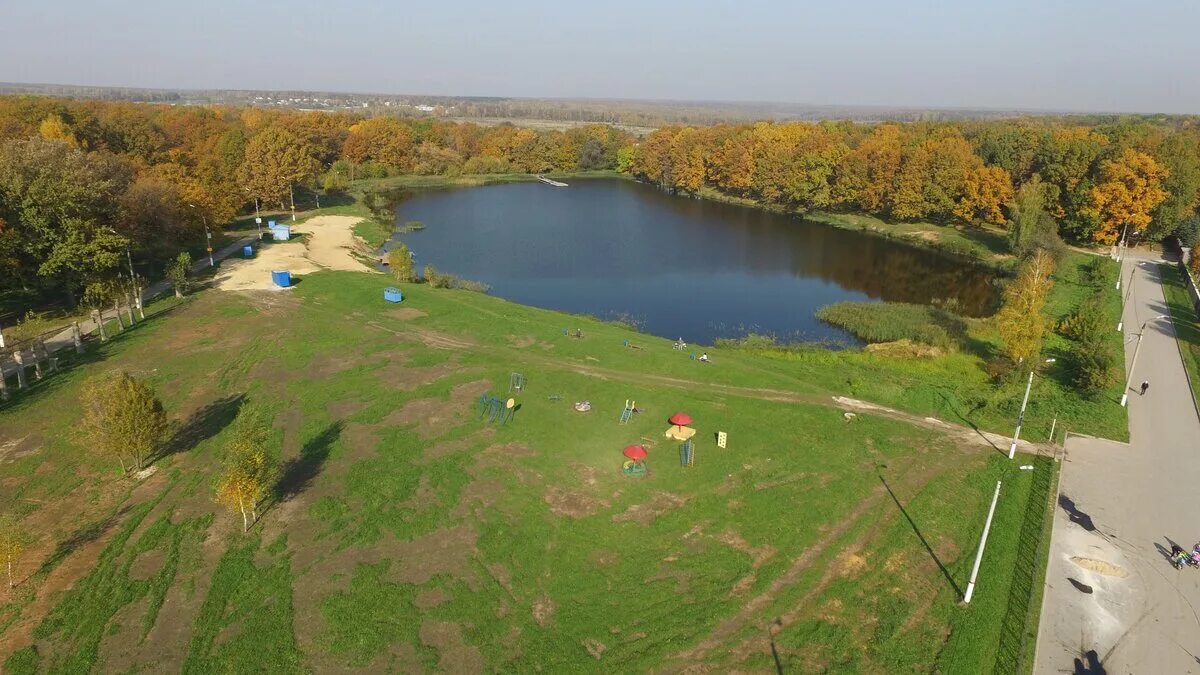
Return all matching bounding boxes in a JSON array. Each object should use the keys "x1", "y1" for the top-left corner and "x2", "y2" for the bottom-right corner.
[
  {"x1": 238, "y1": 127, "x2": 321, "y2": 208},
  {"x1": 388, "y1": 244, "x2": 415, "y2": 282},
  {"x1": 954, "y1": 165, "x2": 1014, "y2": 224},
  {"x1": 79, "y1": 371, "x2": 169, "y2": 474},
  {"x1": 0, "y1": 514, "x2": 28, "y2": 590},
  {"x1": 215, "y1": 406, "x2": 276, "y2": 532},
  {"x1": 165, "y1": 252, "x2": 192, "y2": 298},
  {"x1": 1080, "y1": 148, "x2": 1169, "y2": 245},
  {"x1": 38, "y1": 113, "x2": 79, "y2": 147},
  {"x1": 997, "y1": 250, "x2": 1055, "y2": 366},
  {"x1": 341, "y1": 117, "x2": 415, "y2": 170}
]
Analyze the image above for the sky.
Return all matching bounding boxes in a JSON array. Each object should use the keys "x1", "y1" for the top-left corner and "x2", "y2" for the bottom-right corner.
[{"x1": 2, "y1": 0, "x2": 1199, "y2": 114}]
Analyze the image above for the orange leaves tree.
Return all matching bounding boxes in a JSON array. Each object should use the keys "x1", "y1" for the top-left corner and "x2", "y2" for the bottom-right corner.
[{"x1": 1081, "y1": 148, "x2": 1169, "y2": 245}]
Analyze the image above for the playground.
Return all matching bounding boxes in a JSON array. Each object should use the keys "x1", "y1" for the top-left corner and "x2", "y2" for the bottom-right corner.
[{"x1": 0, "y1": 271, "x2": 1042, "y2": 673}]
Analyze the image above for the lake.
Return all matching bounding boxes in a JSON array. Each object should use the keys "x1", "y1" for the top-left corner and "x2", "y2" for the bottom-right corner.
[{"x1": 390, "y1": 179, "x2": 998, "y2": 345}]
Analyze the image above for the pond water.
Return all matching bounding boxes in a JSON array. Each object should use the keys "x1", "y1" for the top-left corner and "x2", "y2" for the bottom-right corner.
[{"x1": 389, "y1": 179, "x2": 998, "y2": 345}]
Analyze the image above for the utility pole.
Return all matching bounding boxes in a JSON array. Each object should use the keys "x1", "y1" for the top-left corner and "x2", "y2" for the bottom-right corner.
[
  {"x1": 964, "y1": 480, "x2": 1003, "y2": 604},
  {"x1": 1121, "y1": 316, "x2": 1168, "y2": 407},
  {"x1": 1009, "y1": 358, "x2": 1056, "y2": 459},
  {"x1": 1115, "y1": 222, "x2": 1131, "y2": 268},
  {"x1": 290, "y1": 185, "x2": 297, "y2": 221},
  {"x1": 189, "y1": 204, "x2": 214, "y2": 267}
]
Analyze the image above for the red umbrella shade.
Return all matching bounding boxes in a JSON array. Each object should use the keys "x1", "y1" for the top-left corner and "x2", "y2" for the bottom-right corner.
[
  {"x1": 669, "y1": 412, "x2": 693, "y2": 426},
  {"x1": 623, "y1": 445, "x2": 648, "y2": 460}
]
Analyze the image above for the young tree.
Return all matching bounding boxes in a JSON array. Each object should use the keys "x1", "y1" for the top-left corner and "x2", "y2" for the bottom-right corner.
[
  {"x1": 388, "y1": 244, "x2": 415, "y2": 282},
  {"x1": 1006, "y1": 176, "x2": 1062, "y2": 256},
  {"x1": 0, "y1": 514, "x2": 28, "y2": 590},
  {"x1": 215, "y1": 406, "x2": 276, "y2": 532},
  {"x1": 997, "y1": 250, "x2": 1055, "y2": 366},
  {"x1": 79, "y1": 371, "x2": 169, "y2": 474},
  {"x1": 165, "y1": 251, "x2": 192, "y2": 298},
  {"x1": 1061, "y1": 297, "x2": 1117, "y2": 395}
]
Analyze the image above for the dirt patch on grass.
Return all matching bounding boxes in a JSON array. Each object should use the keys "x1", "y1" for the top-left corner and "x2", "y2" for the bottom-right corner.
[
  {"x1": 582, "y1": 638, "x2": 608, "y2": 660},
  {"x1": 390, "y1": 525, "x2": 480, "y2": 590},
  {"x1": 612, "y1": 492, "x2": 690, "y2": 525},
  {"x1": 376, "y1": 358, "x2": 463, "y2": 392},
  {"x1": 414, "y1": 587, "x2": 451, "y2": 609},
  {"x1": 326, "y1": 398, "x2": 368, "y2": 421},
  {"x1": 388, "y1": 307, "x2": 426, "y2": 321},
  {"x1": 545, "y1": 486, "x2": 609, "y2": 519},
  {"x1": 341, "y1": 423, "x2": 379, "y2": 460},
  {"x1": 0, "y1": 434, "x2": 42, "y2": 462},
  {"x1": 507, "y1": 335, "x2": 536, "y2": 348},
  {"x1": 532, "y1": 596, "x2": 556, "y2": 627},
  {"x1": 413, "y1": 328, "x2": 476, "y2": 351},
  {"x1": 382, "y1": 380, "x2": 490, "y2": 440},
  {"x1": 837, "y1": 552, "x2": 869, "y2": 577},
  {"x1": 309, "y1": 352, "x2": 364, "y2": 380},
  {"x1": 95, "y1": 595, "x2": 150, "y2": 673},
  {"x1": 129, "y1": 548, "x2": 166, "y2": 581},
  {"x1": 424, "y1": 429, "x2": 495, "y2": 462},
  {"x1": 276, "y1": 407, "x2": 305, "y2": 457},
  {"x1": 454, "y1": 476, "x2": 508, "y2": 519},
  {"x1": 420, "y1": 620, "x2": 484, "y2": 674}
]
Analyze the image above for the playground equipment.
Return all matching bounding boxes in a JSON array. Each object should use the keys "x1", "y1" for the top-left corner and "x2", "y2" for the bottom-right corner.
[
  {"x1": 622, "y1": 460, "x2": 648, "y2": 477},
  {"x1": 619, "y1": 400, "x2": 636, "y2": 425},
  {"x1": 271, "y1": 270, "x2": 292, "y2": 288},
  {"x1": 664, "y1": 412, "x2": 696, "y2": 441},
  {"x1": 679, "y1": 439, "x2": 695, "y2": 467},
  {"x1": 574, "y1": 401, "x2": 592, "y2": 412},
  {"x1": 623, "y1": 445, "x2": 649, "y2": 477},
  {"x1": 478, "y1": 394, "x2": 517, "y2": 425},
  {"x1": 509, "y1": 372, "x2": 526, "y2": 393},
  {"x1": 384, "y1": 287, "x2": 403, "y2": 303}
]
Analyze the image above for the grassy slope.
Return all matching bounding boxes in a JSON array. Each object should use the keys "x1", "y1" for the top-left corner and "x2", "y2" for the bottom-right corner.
[
  {"x1": 0, "y1": 269, "x2": 1051, "y2": 672},
  {"x1": 1160, "y1": 262, "x2": 1200, "y2": 412}
]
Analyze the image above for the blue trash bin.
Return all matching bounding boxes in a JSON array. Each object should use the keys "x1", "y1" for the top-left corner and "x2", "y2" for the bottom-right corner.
[
  {"x1": 243, "y1": 245, "x2": 253, "y2": 258},
  {"x1": 271, "y1": 270, "x2": 292, "y2": 288}
]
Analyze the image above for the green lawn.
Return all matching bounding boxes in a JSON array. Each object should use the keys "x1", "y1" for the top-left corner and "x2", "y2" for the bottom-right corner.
[
  {"x1": 1160, "y1": 262, "x2": 1200, "y2": 410},
  {"x1": 0, "y1": 269, "x2": 1052, "y2": 672}
]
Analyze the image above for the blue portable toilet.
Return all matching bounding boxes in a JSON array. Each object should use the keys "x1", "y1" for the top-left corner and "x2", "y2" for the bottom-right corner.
[
  {"x1": 271, "y1": 270, "x2": 292, "y2": 288},
  {"x1": 243, "y1": 245, "x2": 253, "y2": 258},
  {"x1": 271, "y1": 225, "x2": 290, "y2": 241},
  {"x1": 384, "y1": 287, "x2": 403, "y2": 303}
]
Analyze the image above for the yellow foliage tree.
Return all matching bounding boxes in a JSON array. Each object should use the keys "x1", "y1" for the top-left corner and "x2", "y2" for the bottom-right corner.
[
  {"x1": 38, "y1": 114, "x2": 79, "y2": 148},
  {"x1": 1082, "y1": 148, "x2": 1169, "y2": 244},
  {"x1": 79, "y1": 371, "x2": 169, "y2": 474},
  {"x1": 215, "y1": 407, "x2": 276, "y2": 532},
  {"x1": 0, "y1": 514, "x2": 29, "y2": 590},
  {"x1": 997, "y1": 250, "x2": 1055, "y2": 365},
  {"x1": 955, "y1": 165, "x2": 1015, "y2": 224}
]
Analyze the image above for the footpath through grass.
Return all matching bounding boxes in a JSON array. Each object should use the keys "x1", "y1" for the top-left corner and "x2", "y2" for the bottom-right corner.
[{"x1": 0, "y1": 268, "x2": 1055, "y2": 672}]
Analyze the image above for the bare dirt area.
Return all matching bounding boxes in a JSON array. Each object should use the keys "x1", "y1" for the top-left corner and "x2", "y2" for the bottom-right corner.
[{"x1": 213, "y1": 216, "x2": 376, "y2": 291}]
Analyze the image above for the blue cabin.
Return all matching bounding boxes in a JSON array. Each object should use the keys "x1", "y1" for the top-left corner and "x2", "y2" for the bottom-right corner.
[{"x1": 384, "y1": 287, "x2": 403, "y2": 303}]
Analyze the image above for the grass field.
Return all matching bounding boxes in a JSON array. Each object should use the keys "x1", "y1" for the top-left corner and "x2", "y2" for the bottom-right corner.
[
  {"x1": 0, "y1": 268, "x2": 1054, "y2": 672},
  {"x1": 1160, "y1": 262, "x2": 1200, "y2": 416}
]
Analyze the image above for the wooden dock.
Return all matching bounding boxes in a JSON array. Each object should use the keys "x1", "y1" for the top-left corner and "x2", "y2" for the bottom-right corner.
[{"x1": 536, "y1": 175, "x2": 568, "y2": 187}]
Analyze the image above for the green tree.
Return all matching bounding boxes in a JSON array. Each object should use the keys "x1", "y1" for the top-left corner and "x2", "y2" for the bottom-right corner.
[
  {"x1": 79, "y1": 371, "x2": 169, "y2": 474},
  {"x1": 388, "y1": 244, "x2": 415, "y2": 282},
  {"x1": 1006, "y1": 176, "x2": 1061, "y2": 256},
  {"x1": 997, "y1": 250, "x2": 1055, "y2": 366},
  {"x1": 165, "y1": 252, "x2": 192, "y2": 298},
  {"x1": 1061, "y1": 297, "x2": 1117, "y2": 395},
  {"x1": 1147, "y1": 132, "x2": 1200, "y2": 242}
]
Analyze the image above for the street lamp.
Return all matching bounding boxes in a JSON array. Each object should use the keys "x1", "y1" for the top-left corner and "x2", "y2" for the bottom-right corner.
[
  {"x1": 1120, "y1": 315, "x2": 1169, "y2": 407},
  {"x1": 1008, "y1": 358, "x2": 1057, "y2": 460},
  {"x1": 1116, "y1": 262, "x2": 1145, "y2": 332},
  {"x1": 1115, "y1": 222, "x2": 1131, "y2": 267},
  {"x1": 244, "y1": 188, "x2": 263, "y2": 239},
  {"x1": 188, "y1": 204, "x2": 214, "y2": 267}
]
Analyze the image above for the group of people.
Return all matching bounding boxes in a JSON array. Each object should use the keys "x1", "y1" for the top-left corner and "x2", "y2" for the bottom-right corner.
[{"x1": 1168, "y1": 542, "x2": 1200, "y2": 569}]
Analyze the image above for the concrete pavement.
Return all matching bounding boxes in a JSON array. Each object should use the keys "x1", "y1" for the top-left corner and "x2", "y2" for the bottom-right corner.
[{"x1": 1034, "y1": 251, "x2": 1200, "y2": 673}]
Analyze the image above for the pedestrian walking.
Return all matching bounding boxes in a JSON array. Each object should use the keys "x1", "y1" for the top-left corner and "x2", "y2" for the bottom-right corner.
[{"x1": 1140, "y1": 380, "x2": 1150, "y2": 396}]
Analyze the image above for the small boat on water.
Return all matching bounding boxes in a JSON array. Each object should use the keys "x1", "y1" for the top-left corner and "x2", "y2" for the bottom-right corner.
[{"x1": 536, "y1": 175, "x2": 568, "y2": 187}]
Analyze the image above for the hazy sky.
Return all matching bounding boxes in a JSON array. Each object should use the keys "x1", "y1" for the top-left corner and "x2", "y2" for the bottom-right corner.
[{"x1": 2, "y1": 0, "x2": 1198, "y2": 113}]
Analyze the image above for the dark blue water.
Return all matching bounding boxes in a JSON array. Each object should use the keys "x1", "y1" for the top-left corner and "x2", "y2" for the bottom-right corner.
[{"x1": 390, "y1": 179, "x2": 997, "y2": 345}]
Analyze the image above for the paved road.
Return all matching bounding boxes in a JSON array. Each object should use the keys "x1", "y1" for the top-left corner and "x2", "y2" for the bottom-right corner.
[
  {"x1": 1, "y1": 235, "x2": 258, "y2": 376},
  {"x1": 1034, "y1": 251, "x2": 1200, "y2": 673}
]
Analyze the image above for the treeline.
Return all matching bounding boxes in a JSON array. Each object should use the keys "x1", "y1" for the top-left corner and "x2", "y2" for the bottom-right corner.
[
  {"x1": 629, "y1": 119, "x2": 1200, "y2": 248},
  {"x1": 0, "y1": 96, "x2": 633, "y2": 306}
]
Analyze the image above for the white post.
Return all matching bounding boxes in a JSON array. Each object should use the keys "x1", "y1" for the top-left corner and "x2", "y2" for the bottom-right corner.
[
  {"x1": 290, "y1": 185, "x2": 296, "y2": 221},
  {"x1": 1121, "y1": 332, "x2": 1145, "y2": 408},
  {"x1": 1048, "y1": 416, "x2": 1057, "y2": 448},
  {"x1": 0, "y1": 321, "x2": 5, "y2": 349},
  {"x1": 1009, "y1": 370, "x2": 1035, "y2": 459},
  {"x1": 1117, "y1": 267, "x2": 1135, "y2": 332},
  {"x1": 964, "y1": 480, "x2": 1003, "y2": 604}
]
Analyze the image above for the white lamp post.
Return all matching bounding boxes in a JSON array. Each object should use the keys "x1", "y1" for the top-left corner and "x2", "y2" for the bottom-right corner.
[
  {"x1": 1120, "y1": 315, "x2": 1168, "y2": 407},
  {"x1": 1008, "y1": 358, "x2": 1057, "y2": 460}
]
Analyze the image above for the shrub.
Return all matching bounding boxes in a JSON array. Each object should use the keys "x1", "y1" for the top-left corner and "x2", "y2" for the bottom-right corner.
[
  {"x1": 421, "y1": 264, "x2": 489, "y2": 293},
  {"x1": 1064, "y1": 298, "x2": 1117, "y2": 395},
  {"x1": 1176, "y1": 214, "x2": 1200, "y2": 249},
  {"x1": 816, "y1": 302, "x2": 966, "y2": 350}
]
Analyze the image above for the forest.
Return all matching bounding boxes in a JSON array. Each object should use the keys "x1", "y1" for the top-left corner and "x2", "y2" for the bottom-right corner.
[{"x1": 0, "y1": 95, "x2": 1198, "y2": 311}]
